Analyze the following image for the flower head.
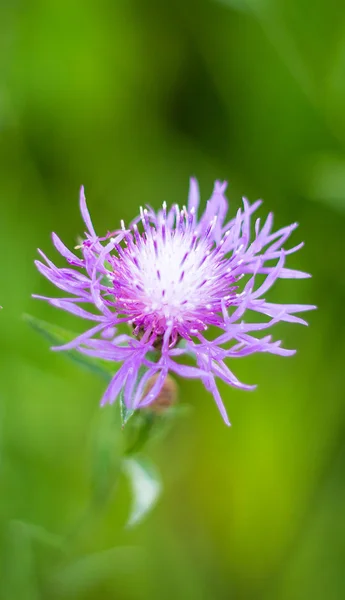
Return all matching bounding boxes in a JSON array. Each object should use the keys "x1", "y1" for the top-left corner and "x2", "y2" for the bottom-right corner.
[{"x1": 34, "y1": 179, "x2": 315, "y2": 424}]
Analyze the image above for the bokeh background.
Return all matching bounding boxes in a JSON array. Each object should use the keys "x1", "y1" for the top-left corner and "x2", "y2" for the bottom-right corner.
[{"x1": 0, "y1": 0, "x2": 344, "y2": 598}]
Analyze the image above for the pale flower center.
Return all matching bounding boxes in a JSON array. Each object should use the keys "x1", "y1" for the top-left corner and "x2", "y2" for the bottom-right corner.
[{"x1": 117, "y1": 227, "x2": 228, "y2": 326}]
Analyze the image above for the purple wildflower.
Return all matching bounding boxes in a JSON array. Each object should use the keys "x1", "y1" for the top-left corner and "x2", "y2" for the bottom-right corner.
[{"x1": 34, "y1": 180, "x2": 315, "y2": 425}]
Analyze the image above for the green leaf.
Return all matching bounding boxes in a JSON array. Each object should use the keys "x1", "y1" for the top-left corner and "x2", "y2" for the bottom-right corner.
[
  {"x1": 120, "y1": 388, "x2": 135, "y2": 427},
  {"x1": 123, "y1": 456, "x2": 162, "y2": 527},
  {"x1": 24, "y1": 314, "x2": 115, "y2": 381}
]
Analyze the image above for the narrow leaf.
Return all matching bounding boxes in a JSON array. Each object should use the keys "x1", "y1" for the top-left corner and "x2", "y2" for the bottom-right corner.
[
  {"x1": 120, "y1": 389, "x2": 134, "y2": 427},
  {"x1": 24, "y1": 314, "x2": 115, "y2": 381},
  {"x1": 123, "y1": 456, "x2": 162, "y2": 527}
]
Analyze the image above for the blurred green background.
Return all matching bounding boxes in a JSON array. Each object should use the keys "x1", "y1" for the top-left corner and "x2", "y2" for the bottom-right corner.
[{"x1": 0, "y1": 0, "x2": 344, "y2": 598}]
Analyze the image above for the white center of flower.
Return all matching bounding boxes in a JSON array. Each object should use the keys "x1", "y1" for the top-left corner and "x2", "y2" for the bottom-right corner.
[
  {"x1": 114, "y1": 209, "x2": 231, "y2": 331},
  {"x1": 135, "y1": 236, "x2": 211, "y2": 314}
]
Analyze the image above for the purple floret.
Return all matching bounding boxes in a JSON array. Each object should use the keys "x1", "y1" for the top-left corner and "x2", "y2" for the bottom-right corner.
[{"x1": 34, "y1": 179, "x2": 315, "y2": 424}]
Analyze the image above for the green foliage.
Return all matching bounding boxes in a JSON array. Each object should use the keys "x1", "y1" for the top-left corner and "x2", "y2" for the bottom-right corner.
[{"x1": 24, "y1": 314, "x2": 115, "y2": 381}]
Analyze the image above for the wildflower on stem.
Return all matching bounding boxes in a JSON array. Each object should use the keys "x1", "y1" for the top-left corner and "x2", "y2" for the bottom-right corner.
[{"x1": 34, "y1": 180, "x2": 315, "y2": 424}]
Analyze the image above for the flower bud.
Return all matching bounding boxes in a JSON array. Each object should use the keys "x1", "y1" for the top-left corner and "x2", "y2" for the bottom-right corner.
[{"x1": 143, "y1": 374, "x2": 178, "y2": 414}]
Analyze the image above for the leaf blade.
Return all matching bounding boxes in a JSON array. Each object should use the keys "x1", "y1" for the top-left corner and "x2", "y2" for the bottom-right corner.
[
  {"x1": 24, "y1": 313, "x2": 115, "y2": 381},
  {"x1": 123, "y1": 456, "x2": 162, "y2": 527}
]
